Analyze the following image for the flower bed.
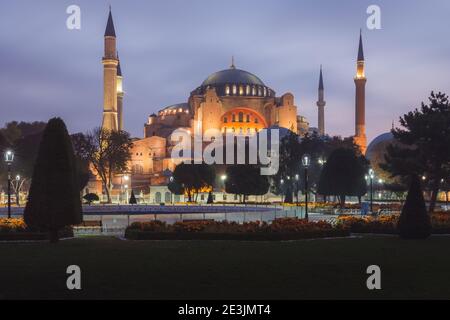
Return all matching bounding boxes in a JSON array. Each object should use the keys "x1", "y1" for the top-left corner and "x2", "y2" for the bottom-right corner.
[
  {"x1": 125, "y1": 218, "x2": 350, "y2": 241},
  {"x1": 337, "y1": 211, "x2": 450, "y2": 234},
  {"x1": 0, "y1": 218, "x2": 74, "y2": 241},
  {"x1": 337, "y1": 215, "x2": 398, "y2": 234}
]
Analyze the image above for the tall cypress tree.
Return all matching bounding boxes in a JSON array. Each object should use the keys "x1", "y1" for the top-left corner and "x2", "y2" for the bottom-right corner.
[
  {"x1": 24, "y1": 118, "x2": 82, "y2": 242},
  {"x1": 398, "y1": 175, "x2": 431, "y2": 239}
]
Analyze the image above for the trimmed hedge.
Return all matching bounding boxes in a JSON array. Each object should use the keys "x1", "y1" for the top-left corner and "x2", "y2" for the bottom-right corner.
[
  {"x1": 125, "y1": 230, "x2": 349, "y2": 241},
  {"x1": 125, "y1": 218, "x2": 350, "y2": 241}
]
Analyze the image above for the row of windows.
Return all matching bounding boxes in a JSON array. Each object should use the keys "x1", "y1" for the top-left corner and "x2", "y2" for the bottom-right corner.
[
  {"x1": 222, "y1": 127, "x2": 261, "y2": 134},
  {"x1": 223, "y1": 112, "x2": 259, "y2": 124},
  {"x1": 158, "y1": 108, "x2": 190, "y2": 116},
  {"x1": 134, "y1": 152, "x2": 160, "y2": 157},
  {"x1": 224, "y1": 84, "x2": 271, "y2": 97}
]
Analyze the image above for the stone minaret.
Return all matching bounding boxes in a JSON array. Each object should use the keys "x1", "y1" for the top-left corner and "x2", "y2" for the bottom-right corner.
[
  {"x1": 102, "y1": 8, "x2": 119, "y2": 132},
  {"x1": 117, "y1": 56, "x2": 124, "y2": 131},
  {"x1": 354, "y1": 30, "x2": 367, "y2": 154},
  {"x1": 316, "y1": 65, "x2": 326, "y2": 136}
]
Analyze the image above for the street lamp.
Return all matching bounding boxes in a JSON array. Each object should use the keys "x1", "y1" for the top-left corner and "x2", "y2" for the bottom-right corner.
[
  {"x1": 220, "y1": 175, "x2": 227, "y2": 181},
  {"x1": 366, "y1": 168, "x2": 374, "y2": 213},
  {"x1": 302, "y1": 154, "x2": 310, "y2": 221},
  {"x1": 124, "y1": 184, "x2": 129, "y2": 203},
  {"x1": 4, "y1": 150, "x2": 14, "y2": 219},
  {"x1": 15, "y1": 175, "x2": 21, "y2": 206}
]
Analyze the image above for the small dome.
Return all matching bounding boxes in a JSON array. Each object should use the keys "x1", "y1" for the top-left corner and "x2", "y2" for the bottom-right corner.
[
  {"x1": 158, "y1": 103, "x2": 190, "y2": 114},
  {"x1": 201, "y1": 68, "x2": 265, "y2": 87},
  {"x1": 366, "y1": 132, "x2": 394, "y2": 161}
]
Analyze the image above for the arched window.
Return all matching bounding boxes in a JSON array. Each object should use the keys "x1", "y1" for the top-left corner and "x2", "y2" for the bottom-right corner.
[
  {"x1": 225, "y1": 85, "x2": 230, "y2": 95},
  {"x1": 232, "y1": 85, "x2": 237, "y2": 95},
  {"x1": 132, "y1": 164, "x2": 144, "y2": 174},
  {"x1": 223, "y1": 116, "x2": 228, "y2": 123},
  {"x1": 239, "y1": 86, "x2": 244, "y2": 95},
  {"x1": 246, "y1": 85, "x2": 250, "y2": 95},
  {"x1": 232, "y1": 114, "x2": 236, "y2": 122},
  {"x1": 258, "y1": 87, "x2": 262, "y2": 96},
  {"x1": 238, "y1": 112, "x2": 243, "y2": 122},
  {"x1": 164, "y1": 192, "x2": 171, "y2": 203},
  {"x1": 263, "y1": 87, "x2": 267, "y2": 96},
  {"x1": 252, "y1": 86, "x2": 256, "y2": 96},
  {"x1": 246, "y1": 114, "x2": 250, "y2": 122},
  {"x1": 255, "y1": 118, "x2": 259, "y2": 124}
]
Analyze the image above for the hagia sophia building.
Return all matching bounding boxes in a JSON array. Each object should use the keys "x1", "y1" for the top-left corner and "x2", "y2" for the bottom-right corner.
[{"x1": 89, "y1": 10, "x2": 369, "y2": 203}]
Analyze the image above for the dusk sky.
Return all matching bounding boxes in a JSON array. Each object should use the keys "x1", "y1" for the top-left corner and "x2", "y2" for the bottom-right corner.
[{"x1": 1, "y1": 0, "x2": 449, "y2": 142}]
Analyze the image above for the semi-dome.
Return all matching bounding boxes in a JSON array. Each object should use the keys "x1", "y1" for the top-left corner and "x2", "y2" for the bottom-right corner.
[
  {"x1": 201, "y1": 68, "x2": 265, "y2": 87},
  {"x1": 158, "y1": 103, "x2": 190, "y2": 116}
]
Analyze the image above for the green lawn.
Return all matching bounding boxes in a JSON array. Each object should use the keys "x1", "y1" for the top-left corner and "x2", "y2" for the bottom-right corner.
[{"x1": 1, "y1": 235, "x2": 450, "y2": 300}]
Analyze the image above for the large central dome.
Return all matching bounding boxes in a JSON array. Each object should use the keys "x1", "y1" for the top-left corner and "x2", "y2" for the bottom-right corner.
[
  {"x1": 201, "y1": 68, "x2": 265, "y2": 87},
  {"x1": 192, "y1": 64, "x2": 274, "y2": 98}
]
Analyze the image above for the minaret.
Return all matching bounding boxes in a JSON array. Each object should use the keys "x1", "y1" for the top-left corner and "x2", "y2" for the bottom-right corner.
[
  {"x1": 354, "y1": 30, "x2": 367, "y2": 154},
  {"x1": 117, "y1": 55, "x2": 124, "y2": 131},
  {"x1": 102, "y1": 8, "x2": 119, "y2": 132},
  {"x1": 316, "y1": 65, "x2": 326, "y2": 136}
]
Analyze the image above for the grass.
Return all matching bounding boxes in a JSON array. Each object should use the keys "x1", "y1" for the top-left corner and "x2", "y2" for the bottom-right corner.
[{"x1": 1, "y1": 235, "x2": 450, "y2": 300}]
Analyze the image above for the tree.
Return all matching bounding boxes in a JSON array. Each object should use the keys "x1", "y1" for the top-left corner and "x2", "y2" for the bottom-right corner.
[
  {"x1": 207, "y1": 191, "x2": 213, "y2": 204},
  {"x1": 72, "y1": 128, "x2": 133, "y2": 203},
  {"x1": 172, "y1": 162, "x2": 215, "y2": 202},
  {"x1": 24, "y1": 118, "x2": 82, "y2": 243},
  {"x1": 168, "y1": 179, "x2": 184, "y2": 195},
  {"x1": 0, "y1": 122, "x2": 47, "y2": 194},
  {"x1": 129, "y1": 190, "x2": 137, "y2": 204},
  {"x1": 225, "y1": 165, "x2": 270, "y2": 203},
  {"x1": 270, "y1": 131, "x2": 360, "y2": 202},
  {"x1": 83, "y1": 193, "x2": 99, "y2": 205},
  {"x1": 383, "y1": 92, "x2": 450, "y2": 213},
  {"x1": 318, "y1": 147, "x2": 368, "y2": 207},
  {"x1": 398, "y1": 175, "x2": 431, "y2": 239}
]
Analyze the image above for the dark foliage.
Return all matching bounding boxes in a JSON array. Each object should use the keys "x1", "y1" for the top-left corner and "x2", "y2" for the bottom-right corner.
[
  {"x1": 24, "y1": 118, "x2": 82, "y2": 243},
  {"x1": 382, "y1": 91, "x2": 450, "y2": 213},
  {"x1": 129, "y1": 190, "x2": 137, "y2": 204},
  {"x1": 225, "y1": 165, "x2": 269, "y2": 203},
  {"x1": 318, "y1": 147, "x2": 368, "y2": 207},
  {"x1": 83, "y1": 193, "x2": 99, "y2": 205},
  {"x1": 173, "y1": 162, "x2": 215, "y2": 202},
  {"x1": 398, "y1": 175, "x2": 432, "y2": 239}
]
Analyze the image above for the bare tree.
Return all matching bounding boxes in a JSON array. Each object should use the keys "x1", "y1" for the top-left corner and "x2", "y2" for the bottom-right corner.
[{"x1": 72, "y1": 128, "x2": 132, "y2": 203}]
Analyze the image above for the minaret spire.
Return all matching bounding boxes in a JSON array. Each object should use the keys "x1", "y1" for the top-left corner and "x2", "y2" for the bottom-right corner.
[
  {"x1": 116, "y1": 52, "x2": 124, "y2": 131},
  {"x1": 354, "y1": 30, "x2": 367, "y2": 154},
  {"x1": 104, "y1": 7, "x2": 116, "y2": 37},
  {"x1": 102, "y1": 8, "x2": 119, "y2": 132},
  {"x1": 319, "y1": 64, "x2": 324, "y2": 90},
  {"x1": 317, "y1": 65, "x2": 326, "y2": 136},
  {"x1": 357, "y1": 29, "x2": 364, "y2": 61}
]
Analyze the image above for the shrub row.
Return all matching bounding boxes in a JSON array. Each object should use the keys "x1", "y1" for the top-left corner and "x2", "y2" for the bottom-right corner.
[
  {"x1": 125, "y1": 218, "x2": 350, "y2": 240},
  {"x1": 337, "y1": 211, "x2": 450, "y2": 234},
  {"x1": 0, "y1": 219, "x2": 74, "y2": 241}
]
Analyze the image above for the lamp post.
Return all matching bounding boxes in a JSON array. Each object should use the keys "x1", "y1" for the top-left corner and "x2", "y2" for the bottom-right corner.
[
  {"x1": 295, "y1": 174, "x2": 299, "y2": 205},
  {"x1": 4, "y1": 150, "x2": 14, "y2": 219},
  {"x1": 367, "y1": 168, "x2": 374, "y2": 213},
  {"x1": 280, "y1": 179, "x2": 284, "y2": 202},
  {"x1": 123, "y1": 175, "x2": 129, "y2": 204},
  {"x1": 302, "y1": 154, "x2": 310, "y2": 221},
  {"x1": 15, "y1": 175, "x2": 21, "y2": 206}
]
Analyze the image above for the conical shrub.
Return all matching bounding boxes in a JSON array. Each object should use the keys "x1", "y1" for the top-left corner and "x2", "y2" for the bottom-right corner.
[{"x1": 398, "y1": 175, "x2": 431, "y2": 239}]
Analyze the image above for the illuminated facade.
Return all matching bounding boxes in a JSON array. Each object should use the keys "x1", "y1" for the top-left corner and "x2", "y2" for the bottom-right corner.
[{"x1": 94, "y1": 10, "x2": 368, "y2": 202}]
